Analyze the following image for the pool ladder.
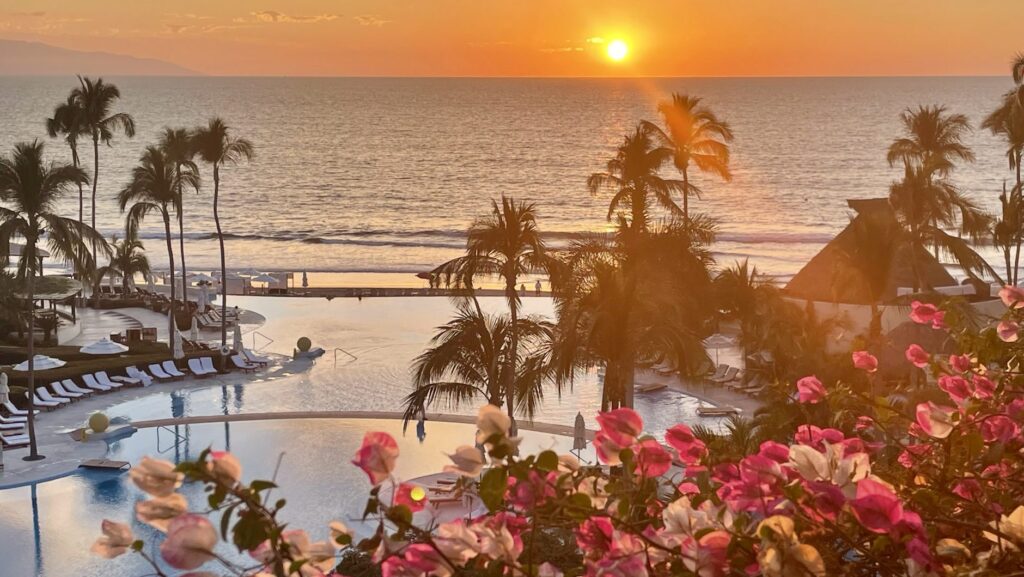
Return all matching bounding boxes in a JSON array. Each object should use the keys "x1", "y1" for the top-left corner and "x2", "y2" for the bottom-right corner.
[
  {"x1": 156, "y1": 425, "x2": 188, "y2": 454},
  {"x1": 334, "y1": 347, "x2": 358, "y2": 367},
  {"x1": 251, "y1": 330, "x2": 274, "y2": 352}
]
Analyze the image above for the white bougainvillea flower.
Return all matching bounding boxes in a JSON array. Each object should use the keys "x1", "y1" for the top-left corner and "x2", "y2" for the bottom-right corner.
[
  {"x1": 915, "y1": 402, "x2": 956, "y2": 439},
  {"x1": 160, "y1": 514, "x2": 218, "y2": 570},
  {"x1": 135, "y1": 493, "x2": 188, "y2": 532},
  {"x1": 444, "y1": 445, "x2": 486, "y2": 477},
  {"x1": 130, "y1": 456, "x2": 184, "y2": 497},
  {"x1": 435, "y1": 520, "x2": 481, "y2": 564},
  {"x1": 475, "y1": 404, "x2": 511, "y2": 444},
  {"x1": 206, "y1": 451, "x2": 242, "y2": 486},
  {"x1": 90, "y1": 519, "x2": 134, "y2": 559},
  {"x1": 985, "y1": 505, "x2": 1024, "y2": 549}
]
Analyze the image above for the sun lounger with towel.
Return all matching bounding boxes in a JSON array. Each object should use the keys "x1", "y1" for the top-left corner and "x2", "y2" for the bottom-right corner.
[
  {"x1": 2, "y1": 401, "x2": 37, "y2": 417},
  {"x1": 36, "y1": 387, "x2": 72, "y2": 404},
  {"x1": 200, "y1": 357, "x2": 217, "y2": 374},
  {"x1": 51, "y1": 381, "x2": 86, "y2": 399},
  {"x1": 231, "y1": 355, "x2": 258, "y2": 372},
  {"x1": 0, "y1": 412, "x2": 26, "y2": 424},
  {"x1": 28, "y1": 391, "x2": 60, "y2": 409},
  {"x1": 162, "y1": 361, "x2": 186, "y2": 378},
  {"x1": 0, "y1": 433, "x2": 28, "y2": 448},
  {"x1": 96, "y1": 372, "x2": 131, "y2": 389},
  {"x1": 710, "y1": 367, "x2": 739, "y2": 384},
  {"x1": 82, "y1": 373, "x2": 112, "y2": 392},
  {"x1": 62, "y1": 379, "x2": 94, "y2": 396},
  {"x1": 243, "y1": 349, "x2": 271, "y2": 366},
  {"x1": 126, "y1": 366, "x2": 155, "y2": 386},
  {"x1": 188, "y1": 358, "x2": 213, "y2": 377},
  {"x1": 148, "y1": 364, "x2": 173, "y2": 380},
  {"x1": 0, "y1": 421, "x2": 24, "y2": 431}
]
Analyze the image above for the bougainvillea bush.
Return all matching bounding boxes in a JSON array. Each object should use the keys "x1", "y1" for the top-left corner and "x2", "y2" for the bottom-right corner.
[{"x1": 94, "y1": 290, "x2": 1024, "y2": 576}]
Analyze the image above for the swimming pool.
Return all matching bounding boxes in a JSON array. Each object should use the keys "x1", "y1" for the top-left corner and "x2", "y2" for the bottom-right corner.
[{"x1": 0, "y1": 418, "x2": 589, "y2": 577}]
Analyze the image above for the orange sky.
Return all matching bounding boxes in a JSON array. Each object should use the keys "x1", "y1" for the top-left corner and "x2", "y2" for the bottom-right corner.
[{"x1": 1, "y1": 0, "x2": 1022, "y2": 76}]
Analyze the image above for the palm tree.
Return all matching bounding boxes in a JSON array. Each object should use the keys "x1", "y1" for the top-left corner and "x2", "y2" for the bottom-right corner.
[
  {"x1": 833, "y1": 211, "x2": 903, "y2": 343},
  {"x1": 587, "y1": 124, "x2": 683, "y2": 234},
  {"x1": 71, "y1": 76, "x2": 135, "y2": 259},
  {"x1": 118, "y1": 147, "x2": 198, "y2": 341},
  {"x1": 642, "y1": 93, "x2": 734, "y2": 221},
  {"x1": 714, "y1": 259, "x2": 777, "y2": 354},
  {"x1": 432, "y1": 197, "x2": 556, "y2": 429},
  {"x1": 192, "y1": 119, "x2": 253, "y2": 347},
  {"x1": 159, "y1": 128, "x2": 201, "y2": 298},
  {"x1": 983, "y1": 62, "x2": 1024, "y2": 284},
  {"x1": 45, "y1": 96, "x2": 89, "y2": 228},
  {"x1": 888, "y1": 165, "x2": 997, "y2": 291},
  {"x1": 887, "y1": 105, "x2": 975, "y2": 176},
  {"x1": 401, "y1": 298, "x2": 551, "y2": 427},
  {"x1": 0, "y1": 141, "x2": 106, "y2": 460},
  {"x1": 94, "y1": 236, "x2": 151, "y2": 295}
]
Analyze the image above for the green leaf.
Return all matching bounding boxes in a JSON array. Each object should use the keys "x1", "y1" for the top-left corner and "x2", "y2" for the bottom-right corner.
[
  {"x1": 220, "y1": 505, "x2": 235, "y2": 540},
  {"x1": 387, "y1": 505, "x2": 413, "y2": 527},
  {"x1": 480, "y1": 468, "x2": 509, "y2": 511},
  {"x1": 535, "y1": 451, "x2": 559, "y2": 472},
  {"x1": 362, "y1": 498, "x2": 379, "y2": 519},
  {"x1": 131, "y1": 540, "x2": 144, "y2": 552},
  {"x1": 250, "y1": 480, "x2": 278, "y2": 492}
]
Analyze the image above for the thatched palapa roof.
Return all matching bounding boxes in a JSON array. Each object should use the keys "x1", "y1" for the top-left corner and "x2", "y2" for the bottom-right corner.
[{"x1": 784, "y1": 199, "x2": 955, "y2": 305}]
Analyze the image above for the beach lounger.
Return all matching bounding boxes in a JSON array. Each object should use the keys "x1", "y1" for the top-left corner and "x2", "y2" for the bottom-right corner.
[
  {"x1": 162, "y1": 361, "x2": 186, "y2": 378},
  {"x1": 148, "y1": 364, "x2": 174, "y2": 380},
  {"x1": 2, "y1": 401, "x2": 36, "y2": 417},
  {"x1": 705, "y1": 364, "x2": 728, "y2": 381},
  {"x1": 126, "y1": 366, "x2": 155, "y2": 386},
  {"x1": 0, "y1": 433, "x2": 28, "y2": 448},
  {"x1": 62, "y1": 379, "x2": 94, "y2": 396},
  {"x1": 97, "y1": 371, "x2": 135, "y2": 388},
  {"x1": 0, "y1": 421, "x2": 24, "y2": 431},
  {"x1": 36, "y1": 387, "x2": 73, "y2": 405},
  {"x1": 188, "y1": 358, "x2": 212, "y2": 377},
  {"x1": 230, "y1": 355, "x2": 258, "y2": 372},
  {"x1": 82, "y1": 373, "x2": 113, "y2": 392},
  {"x1": 52, "y1": 381, "x2": 87, "y2": 399},
  {"x1": 200, "y1": 357, "x2": 218, "y2": 374},
  {"x1": 0, "y1": 412, "x2": 27, "y2": 424},
  {"x1": 28, "y1": 392, "x2": 60, "y2": 409},
  {"x1": 710, "y1": 367, "x2": 739, "y2": 384},
  {"x1": 243, "y1": 349, "x2": 271, "y2": 366}
]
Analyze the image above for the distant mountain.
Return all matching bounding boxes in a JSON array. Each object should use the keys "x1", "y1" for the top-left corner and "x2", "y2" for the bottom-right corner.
[{"x1": 0, "y1": 39, "x2": 199, "y2": 76}]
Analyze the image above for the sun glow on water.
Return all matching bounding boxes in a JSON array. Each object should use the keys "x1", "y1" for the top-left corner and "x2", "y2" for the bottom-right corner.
[{"x1": 606, "y1": 40, "x2": 628, "y2": 61}]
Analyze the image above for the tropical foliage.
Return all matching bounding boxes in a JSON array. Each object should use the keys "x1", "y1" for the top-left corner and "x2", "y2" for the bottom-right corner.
[{"x1": 94, "y1": 236, "x2": 151, "y2": 295}]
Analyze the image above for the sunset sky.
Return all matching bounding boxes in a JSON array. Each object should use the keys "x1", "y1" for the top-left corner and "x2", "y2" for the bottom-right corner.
[{"x1": 1, "y1": 0, "x2": 1023, "y2": 77}]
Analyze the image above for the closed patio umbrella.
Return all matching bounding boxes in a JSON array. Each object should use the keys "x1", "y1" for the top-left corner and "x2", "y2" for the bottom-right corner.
[
  {"x1": 573, "y1": 412, "x2": 587, "y2": 454},
  {"x1": 302, "y1": 271, "x2": 309, "y2": 288},
  {"x1": 189, "y1": 316, "x2": 199, "y2": 342},
  {"x1": 233, "y1": 324, "x2": 243, "y2": 352},
  {"x1": 147, "y1": 275, "x2": 156, "y2": 292},
  {"x1": 703, "y1": 333, "x2": 735, "y2": 366},
  {"x1": 80, "y1": 337, "x2": 129, "y2": 355},
  {"x1": 0, "y1": 373, "x2": 8, "y2": 404},
  {"x1": 172, "y1": 329, "x2": 184, "y2": 360},
  {"x1": 196, "y1": 284, "x2": 209, "y2": 311}
]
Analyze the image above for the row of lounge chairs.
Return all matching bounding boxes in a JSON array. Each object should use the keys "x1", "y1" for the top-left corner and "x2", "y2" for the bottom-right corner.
[
  {"x1": 0, "y1": 349, "x2": 273, "y2": 449},
  {"x1": 704, "y1": 364, "x2": 771, "y2": 396}
]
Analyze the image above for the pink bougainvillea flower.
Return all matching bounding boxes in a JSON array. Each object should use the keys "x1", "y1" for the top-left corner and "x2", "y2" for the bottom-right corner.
[
  {"x1": 851, "y1": 351, "x2": 878, "y2": 373},
  {"x1": 1000, "y1": 285, "x2": 1024, "y2": 309},
  {"x1": 593, "y1": 431, "x2": 625, "y2": 466},
  {"x1": 930, "y1": 310, "x2": 947, "y2": 330},
  {"x1": 665, "y1": 424, "x2": 708, "y2": 465},
  {"x1": 90, "y1": 519, "x2": 135, "y2": 559},
  {"x1": 683, "y1": 530, "x2": 731, "y2": 577},
  {"x1": 905, "y1": 344, "x2": 930, "y2": 368},
  {"x1": 854, "y1": 416, "x2": 874, "y2": 432},
  {"x1": 206, "y1": 451, "x2": 242, "y2": 486},
  {"x1": 575, "y1": 517, "x2": 614, "y2": 554},
  {"x1": 160, "y1": 514, "x2": 217, "y2": 570},
  {"x1": 897, "y1": 444, "x2": 932, "y2": 469},
  {"x1": 677, "y1": 481, "x2": 700, "y2": 495},
  {"x1": 634, "y1": 438, "x2": 672, "y2": 478},
  {"x1": 393, "y1": 483, "x2": 428, "y2": 513},
  {"x1": 952, "y1": 478, "x2": 982, "y2": 501},
  {"x1": 403, "y1": 543, "x2": 450, "y2": 575},
  {"x1": 444, "y1": 446, "x2": 486, "y2": 477},
  {"x1": 973, "y1": 375, "x2": 996, "y2": 399},
  {"x1": 352, "y1": 431, "x2": 399, "y2": 485},
  {"x1": 948, "y1": 354, "x2": 972, "y2": 373},
  {"x1": 129, "y1": 456, "x2": 184, "y2": 498},
  {"x1": 909, "y1": 301, "x2": 939, "y2": 324},
  {"x1": 915, "y1": 402, "x2": 956, "y2": 439},
  {"x1": 135, "y1": 493, "x2": 188, "y2": 532},
  {"x1": 595, "y1": 408, "x2": 643, "y2": 447},
  {"x1": 998, "y1": 320, "x2": 1020, "y2": 343},
  {"x1": 938, "y1": 375, "x2": 972, "y2": 405},
  {"x1": 849, "y1": 478, "x2": 903, "y2": 534},
  {"x1": 980, "y1": 415, "x2": 1020, "y2": 444},
  {"x1": 758, "y1": 440, "x2": 791, "y2": 464},
  {"x1": 796, "y1": 375, "x2": 826, "y2": 404}
]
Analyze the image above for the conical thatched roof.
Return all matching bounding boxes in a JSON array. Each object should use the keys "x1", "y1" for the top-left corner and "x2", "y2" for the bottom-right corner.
[{"x1": 784, "y1": 199, "x2": 955, "y2": 305}]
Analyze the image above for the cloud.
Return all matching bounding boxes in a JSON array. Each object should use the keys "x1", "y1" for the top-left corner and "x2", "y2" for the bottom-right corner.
[
  {"x1": 165, "y1": 24, "x2": 189, "y2": 34},
  {"x1": 353, "y1": 14, "x2": 391, "y2": 27},
  {"x1": 249, "y1": 11, "x2": 340, "y2": 23},
  {"x1": 586, "y1": 37, "x2": 605, "y2": 44}
]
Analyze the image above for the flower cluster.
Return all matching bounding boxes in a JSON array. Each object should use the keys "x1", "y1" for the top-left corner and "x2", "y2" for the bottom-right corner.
[{"x1": 94, "y1": 287, "x2": 1024, "y2": 576}]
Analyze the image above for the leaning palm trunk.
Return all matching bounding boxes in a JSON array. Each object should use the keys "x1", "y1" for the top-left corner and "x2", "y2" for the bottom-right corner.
[
  {"x1": 24, "y1": 240, "x2": 40, "y2": 459},
  {"x1": 163, "y1": 209, "x2": 177, "y2": 343},
  {"x1": 176, "y1": 168, "x2": 188, "y2": 311},
  {"x1": 213, "y1": 163, "x2": 228, "y2": 346},
  {"x1": 505, "y1": 279, "x2": 519, "y2": 434},
  {"x1": 91, "y1": 133, "x2": 100, "y2": 264},
  {"x1": 1014, "y1": 162, "x2": 1022, "y2": 285}
]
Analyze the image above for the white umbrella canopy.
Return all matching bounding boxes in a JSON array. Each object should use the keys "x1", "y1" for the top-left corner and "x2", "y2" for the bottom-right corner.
[
  {"x1": 233, "y1": 324, "x2": 244, "y2": 352},
  {"x1": 190, "y1": 273, "x2": 216, "y2": 283},
  {"x1": 0, "y1": 373, "x2": 8, "y2": 404},
  {"x1": 703, "y1": 333, "x2": 736, "y2": 366},
  {"x1": 80, "y1": 337, "x2": 129, "y2": 355},
  {"x1": 251, "y1": 274, "x2": 278, "y2": 284},
  {"x1": 14, "y1": 355, "x2": 66, "y2": 371}
]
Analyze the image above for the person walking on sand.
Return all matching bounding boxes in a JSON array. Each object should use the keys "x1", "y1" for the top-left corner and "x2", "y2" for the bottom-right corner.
[{"x1": 534, "y1": 279, "x2": 542, "y2": 295}]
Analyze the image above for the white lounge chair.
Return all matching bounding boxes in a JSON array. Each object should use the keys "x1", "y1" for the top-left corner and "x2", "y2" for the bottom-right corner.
[
  {"x1": 243, "y1": 349, "x2": 271, "y2": 366},
  {"x1": 162, "y1": 361, "x2": 186, "y2": 378},
  {"x1": 126, "y1": 366, "x2": 154, "y2": 386},
  {"x1": 96, "y1": 371, "x2": 133, "y2": 388},
  {"x1": 82, "y1": 373, "x2": 112, "y2": 392},
  {"x1": 200, "y1": 357, "x2": 217, "y2": 374},
  {"x1": 0, "y1": 433, "x2": 28, "y2": 448},
  {"x1": 0, "y1": 421, "x2": 23, "y2": 431},
  {"x1": 231, "y1": 355, "x2": 258, "y2": 372},
  {"x1": 0, "y1": 412, "x2": 26, "y2": 424},
  {"x1": 36, "y1": 387, "x2": 72, "y2": 405},
  {"x1": 29, "y1": 392, "x2": 60, "y2": 409},
  {"x1": 52, "y1": 381, "x2": 86, "y2": 399},
  {"x1": 188, "y1": 358, "x2": 212, "y2": 377},
  {"x1": 2, "y1": 401, "x2": 37, "y2": 417},
  {"x1": 62, "y1": 379, "x2": 94, "y2": 396},
  {"x1": 148, "y1": 364, "x2": 174, "y2": 380}
]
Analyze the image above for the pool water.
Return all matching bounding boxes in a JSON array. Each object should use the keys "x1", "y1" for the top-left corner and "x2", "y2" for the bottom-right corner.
[{"x1": 0, "y1": 418, "x2": 590, "y2": 577}]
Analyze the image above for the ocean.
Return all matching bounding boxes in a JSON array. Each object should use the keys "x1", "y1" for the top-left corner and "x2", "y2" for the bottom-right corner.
[{"x1": 0, "y1": 76, "x2": 1013, "y2": 283}]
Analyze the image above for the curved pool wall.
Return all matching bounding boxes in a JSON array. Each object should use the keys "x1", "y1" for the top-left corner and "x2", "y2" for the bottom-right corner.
[{"x1": 0, "y1": 418, "x2": 590, "y2": 577}]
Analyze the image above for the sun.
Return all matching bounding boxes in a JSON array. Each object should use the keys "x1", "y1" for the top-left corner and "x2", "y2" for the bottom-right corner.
[{"x1": 606, "y1": 40, "x2": 628, "y2": 62}]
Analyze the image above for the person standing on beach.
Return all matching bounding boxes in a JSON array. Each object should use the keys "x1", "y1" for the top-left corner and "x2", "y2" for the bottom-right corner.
[
  {"x1": 520, "y1": 283, "x2": 526, "y2": 296},
  {"x1": 535, "y1": 279, "x2": 542, "y2": 295}
]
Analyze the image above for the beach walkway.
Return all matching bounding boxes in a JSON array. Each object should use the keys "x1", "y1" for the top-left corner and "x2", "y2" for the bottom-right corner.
[{"x1": 64, "y1": 308, "x2": 142, "y2": 346}]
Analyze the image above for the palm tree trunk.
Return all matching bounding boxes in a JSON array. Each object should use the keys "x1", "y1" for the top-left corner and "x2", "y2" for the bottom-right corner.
[
  {"x1": 72, "y1": 145, "x2": 83, "y2": 281},
  {"x1": 176, "y1": 167, "x2": 188, "y2": 313},
  {"x1": 163, "y1": 209, "x2": 177, "y2": 346},
  {"x1": 1014, "y1": 158, "x2": 1022, "y2": 285},
  {"x1": 24, "y1": 238, "x2": 41, "y2": 460},
  {"x1": 682, "y1": 165, "x2": 689, "y2": 223},
  {"x1": 213, "y1": 164, "x2": 228, "y2": 347},
  {"x1": 91, "y1": 133, "x2": 100, "y2": 272},
  {"x1": 505, "y1": 278, "x2": 518, "y2": 435}
]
